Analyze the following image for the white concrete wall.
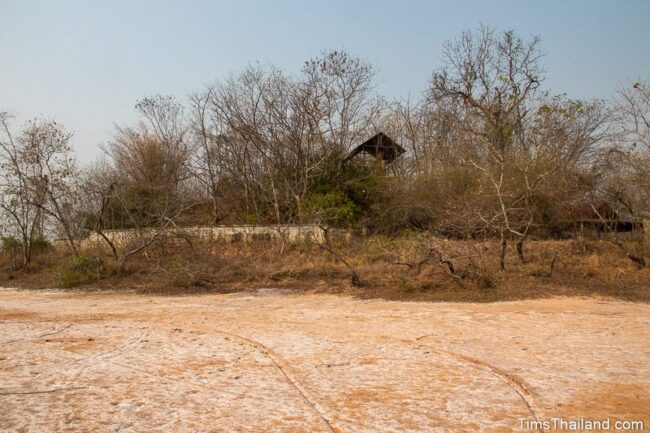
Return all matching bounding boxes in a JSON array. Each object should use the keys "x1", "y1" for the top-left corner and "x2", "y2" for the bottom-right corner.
[{"x1": 81, "y1": 225, "x2": 343, "y2": 248}]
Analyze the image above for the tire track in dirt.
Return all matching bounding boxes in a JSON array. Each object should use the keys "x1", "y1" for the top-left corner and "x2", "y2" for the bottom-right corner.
[
  {"x1": 0, "y1": 386, "x2": 86, "y2": 396},
  {"x1": 1, "y1": 327, "x2": 151, "y2": 406},
  {"x1": 243, "y1": 313, "x2": 543, "y2": 432},
  {"x1": 122, "y1": 314, "x2": 539, "y2": 432},
  {"x1": 212, "y1": 329, "x2": 338, "y2": 433},
  {"x1": 11, "y1": 321, "x2": 333, "y2": 430},
  {"x1": 103, "y1": 327, "x2": 282, "y2": 405},
  {"x1": 65, "y1": 327, "x2": 151, "y2": 385},
  {"x1": 4, "y1": 328, "x2": 148, "y2": 373},
  {"x1": 204, "y1": 322, "x2": 537, "y2": 432},
  {"x1": 1, "y1": 323, "x2": 72, "y2": 345},
  {"x1": 416, "y1": 334, "x2": 545, "y2": 432}
]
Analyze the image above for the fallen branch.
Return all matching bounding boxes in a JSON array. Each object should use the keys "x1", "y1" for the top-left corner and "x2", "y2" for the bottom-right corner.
[
  {"x1": 316, "y1": 242, "x2": 363, "y2": 287},
  {"x1": 548, "y1": 250, "x2": 561, "y2": 277},
  {"x1": 316, "y1": 226, "x2": 364, "y2": 287},
  {"x1": 590, "y1": 204, "x2": 646, "y2": 269},
  {"x1": 429, "y1": 247, "x2": 466, "y2": 288}
]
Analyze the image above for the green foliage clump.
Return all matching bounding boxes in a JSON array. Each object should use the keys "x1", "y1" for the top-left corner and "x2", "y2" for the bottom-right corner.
[
  {"x1": 242, "y1": 211, "x2": 262, "y2": 225},
  {"x1": 301, "y1": 162, "x2": 386, "y2": 228},
  {"x1": 1, "y1": 236, "x2": 52, "y2": 255},
  {"x1": 398, "y1": 276, "x2": 415, "y2": 293},
  {"x1": 58, "y1": 254, "x2": 104, "y2": 289},
  {"x1": 31, "y1": 236, "x2": 53, "y2": 253},
  {"x1": 1, "y1": 236, "x2": 22, "y2": 255},
  {"x1": 301, "y1": 191, "x2": 361, "y2": 227}
]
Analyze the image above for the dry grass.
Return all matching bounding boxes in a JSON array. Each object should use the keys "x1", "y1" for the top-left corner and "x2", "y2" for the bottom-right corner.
[{"x1": 1, "y1": 234, "x2": 649, "y2": 302}]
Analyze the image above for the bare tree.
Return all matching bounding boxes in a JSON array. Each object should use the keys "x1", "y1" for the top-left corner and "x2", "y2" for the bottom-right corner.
[
  {"x1": 609, "y1": 79, "x2": 650, "y2": 218},
  {"x1": 189, "y1": 87, "x2": 224, "y2": 224},
  {"x1": 78, "y1": 161, "x2": 119, "y2": 260},
  {"x1": 576, "y1": 79, "x2": 650, "y2": 269},
  {"x1": 0, "y1": 113, "x2": 80, "y2": 263},
  {"x1": 105, "y1": 96, "x2": 194, "y2": 229},
  {"x1": 0, "y1": 113, "x2": 44, "y2": 265},
  {"x1": 419, "y1": 27, "x2": 612, "y2": 270},
  {"x1": 189, "y1": 51, "x2": 383, "y2": 226},
  {"x1": 424, "y1": 27, "x2": 544, "y2": 269}
]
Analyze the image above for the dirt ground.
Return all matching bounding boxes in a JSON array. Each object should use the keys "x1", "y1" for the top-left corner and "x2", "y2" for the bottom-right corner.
[{"x1": 1, "y1": 288, "x2": 649, "y2": 433}]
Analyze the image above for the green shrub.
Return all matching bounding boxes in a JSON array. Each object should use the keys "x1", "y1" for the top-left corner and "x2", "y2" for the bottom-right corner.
[
  {"x1": 302, "y1": 161, "x2": 387, "y2": 228},
  {"x1": 301, "y1": 191, "x2": 361, "y2": 228},
  {"x1": 58, "y1": 254, "x2": 104, "y2": 288},
  {"x1": 242, "y1": 211, "x2": 261, "y2": 225},
  {"x1": 1, "y1": 236, "x2": 52, "y2": 255},
  {"x1": 1, "y1": 236, "x2": 22, "y2": 255},
  {"x1": 31, "y1": 236, "x2": 53, "y2": 253},
  {"x1": 398, "y1": 276, "x2": 416, "y2": 293}
]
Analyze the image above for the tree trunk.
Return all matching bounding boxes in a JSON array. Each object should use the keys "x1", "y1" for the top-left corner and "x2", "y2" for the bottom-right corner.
[
  {"x1": 62, "y1": 227, "x2": 78, "y2": 257},
  {"x1": 96, "y1": 229, "x2": 118, "y2": 261},
  {"x1": 499, "y1": 231, "x2": 507, "y2": 272},
  {"x1": 212, "y1": 195, "x2": 219, "y2": 226},
  {"x1": 516, "y1": 236, "x2": 526, "y2": 263},
  {"x1": 22, "y1": 247, "x2": 29, "y2": 267}
]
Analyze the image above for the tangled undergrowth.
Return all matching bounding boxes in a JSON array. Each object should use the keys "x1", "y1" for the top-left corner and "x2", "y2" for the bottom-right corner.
[{"x1": 1, "y1": 234, "x2": 649, "y2": 303}]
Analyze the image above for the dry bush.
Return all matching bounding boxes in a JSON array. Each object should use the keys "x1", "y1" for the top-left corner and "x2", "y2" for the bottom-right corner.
[{"x1": 2, "y1": 233, "x2": 648, "y2": 302}]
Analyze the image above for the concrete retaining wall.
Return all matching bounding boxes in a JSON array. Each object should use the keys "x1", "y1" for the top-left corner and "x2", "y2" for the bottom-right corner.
[{"x1": 81, "y1": 225, "x2": 341, "y2": 248}]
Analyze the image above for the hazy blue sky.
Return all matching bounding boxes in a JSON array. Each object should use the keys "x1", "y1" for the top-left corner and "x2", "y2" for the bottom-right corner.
[{"x1": 1, "y1": 0, "x2": 649, "y2": 162}]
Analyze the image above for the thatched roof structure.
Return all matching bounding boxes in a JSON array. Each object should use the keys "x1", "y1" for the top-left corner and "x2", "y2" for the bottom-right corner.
[{"x1": 343, "y1": 132, "x2": 405, "y2": 164}]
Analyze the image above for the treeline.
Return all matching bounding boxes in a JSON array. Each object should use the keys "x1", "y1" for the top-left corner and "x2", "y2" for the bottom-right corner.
[{"x1": 1, "y1": 27, "x2": 649, "y2": 268}]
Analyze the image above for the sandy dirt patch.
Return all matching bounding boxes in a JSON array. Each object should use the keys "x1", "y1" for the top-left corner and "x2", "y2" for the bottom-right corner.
[{"x1": 1, "y1": 288, "x2": 649, "y2": 432}]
